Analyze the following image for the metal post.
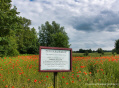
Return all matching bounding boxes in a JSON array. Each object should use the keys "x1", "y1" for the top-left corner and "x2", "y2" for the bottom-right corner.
[{"x1": 54, "y1": 72, "x2": 57, "y2": 88}]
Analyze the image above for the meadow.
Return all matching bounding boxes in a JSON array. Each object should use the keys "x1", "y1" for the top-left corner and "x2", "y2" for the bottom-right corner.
[{"x1": 0, "y1": 53, "x2": 119, "y2": 88}]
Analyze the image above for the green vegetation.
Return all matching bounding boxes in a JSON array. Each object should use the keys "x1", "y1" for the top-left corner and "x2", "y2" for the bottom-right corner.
[
  {"x1": 39, "y1": 21, "x2": 70, "y2": 48},
  {"x1": 0, "y1": 55, "x2": 119, "y2": 88},
  {"x1": 115, "y1": 39, "x2": 119, "y2": 54},
  {"x1": 72, "y1": 52, "x2": 118, "y2": 57},
  {"x1": 0, "y1": 0, "x2": 39, "y2": 56}
]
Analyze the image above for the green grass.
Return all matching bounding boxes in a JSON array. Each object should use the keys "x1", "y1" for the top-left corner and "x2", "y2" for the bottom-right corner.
[
  {"x1": 0, "y1": 54, "x2": 119, "y2": 88},
  {"x1": 72, "y1": 52, "x2": 118, "y2": 57}
]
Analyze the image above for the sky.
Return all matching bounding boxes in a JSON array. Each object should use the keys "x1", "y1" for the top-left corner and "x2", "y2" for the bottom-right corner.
[{"x1": 11, "y1": 0, "x2": 119, "y2": 51}]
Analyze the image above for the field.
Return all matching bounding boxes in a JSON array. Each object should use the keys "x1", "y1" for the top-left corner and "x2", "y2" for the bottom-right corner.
[{"x1": 0, "y1": 53, "x2": 119, "y2": 88}]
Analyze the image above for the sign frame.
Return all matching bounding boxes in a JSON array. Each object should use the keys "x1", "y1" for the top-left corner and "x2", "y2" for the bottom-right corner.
[{"x1": 39, "y1": 46, "x2": 72, "y2": 72}]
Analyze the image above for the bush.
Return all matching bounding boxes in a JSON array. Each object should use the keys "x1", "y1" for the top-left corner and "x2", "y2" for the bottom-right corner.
[{"x1": 84, "y1": 51, "x2": 89, "y2": 56}]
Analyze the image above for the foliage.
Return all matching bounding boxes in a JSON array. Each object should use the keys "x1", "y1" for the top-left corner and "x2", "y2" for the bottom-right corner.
[
  {"x1": 39, "y1": 21, "x2": 70, "y2": 48},
  {"x1": 112, "y1": 48, "x2": 116, "y2": 55},
  {"x1": 115, "y1": 39, "x2": 119, "y2": 54},
  {"x1": 79, "y1": 49, "x2": 92, "y2": 53},
  {"x1": 0, "y1": 0, "x2": 20, "y2": 56},
  {"x1": 84, "y1": 51, "x2": 89, "y2": 56},
  {"x1": 96, "y1": 48, "x2": 104, "y2": 54},
  {"x1": 15, "y1": 17, "x2": 39, "y2": 54},
  {"x1": 0, "y1": 0, "x2": 39, "y2": 56}
]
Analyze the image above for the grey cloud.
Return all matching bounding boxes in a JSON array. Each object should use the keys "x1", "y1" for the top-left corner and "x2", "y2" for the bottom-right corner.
[{"x1": 69, "y1": 9, "x2": 119, "y2": 32}]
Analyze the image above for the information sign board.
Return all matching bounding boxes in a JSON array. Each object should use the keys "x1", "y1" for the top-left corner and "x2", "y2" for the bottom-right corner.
[{"x1": 39, "y1": 46, "x2": 72, "y2": 72}]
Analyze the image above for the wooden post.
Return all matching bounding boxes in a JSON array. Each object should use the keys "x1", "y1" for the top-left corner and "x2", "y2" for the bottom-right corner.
[{"x1": 54, "y1": 72, "x2": 57, "y2": 88}]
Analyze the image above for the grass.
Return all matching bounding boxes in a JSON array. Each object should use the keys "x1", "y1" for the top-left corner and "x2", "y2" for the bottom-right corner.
[
  {"x1": 0, "y1": 53, "x2": 119, "y2": 88},
  {"x1": 72, "y1": 52, "x2": 118, "y2": 57}
]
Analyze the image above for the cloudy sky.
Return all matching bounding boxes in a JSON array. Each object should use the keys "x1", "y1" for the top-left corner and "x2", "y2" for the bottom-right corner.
[{"x1": 11, "y1": 0, "x2": 119, "y2": 51}]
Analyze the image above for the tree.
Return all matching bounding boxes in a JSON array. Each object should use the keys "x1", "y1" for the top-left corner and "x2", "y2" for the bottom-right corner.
[
  {"x1": 16, "y1": 17, "x2": 39, "y2": 54},
  {"x1": 84, "y1": 51, "x2": 89, "y2": 56},
  {"x1": 0, "y1": 0, "x2": 19, "y2": 56},
  {"x1": 26, "y1": 27, "x2": 39, "y2": 54},
  {"x1": 0, "y1": 0, "x2": 39, "y2": 56},
  {"x1": 112, "y1": 48, "x2": 115, "y2": 55},
  {"x1": 39, "y1": 21, "x2": 70, "y2": 48},
  {"x1": 115, "y1": 39, "x2": 119, "y2": 54},
  {"x1": 97, "y1": 48, "x2": 104, "y2": 54}
]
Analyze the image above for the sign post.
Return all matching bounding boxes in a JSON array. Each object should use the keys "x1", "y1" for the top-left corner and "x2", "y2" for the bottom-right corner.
[
  {"x1": 39, "y1": 46, "x2": 72, "y2": 88},
  {"x1": 54, "y1": 72, "x2": 57, "y2": 88}
]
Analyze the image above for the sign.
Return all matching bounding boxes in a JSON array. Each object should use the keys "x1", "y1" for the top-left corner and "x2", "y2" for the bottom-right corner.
[{"x1": 39, "y1": 46, "x2": 72, "y2": 72}]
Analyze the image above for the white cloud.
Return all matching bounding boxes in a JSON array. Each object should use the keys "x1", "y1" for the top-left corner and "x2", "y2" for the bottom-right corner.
[{"x1": 11, "y1": 0, "x2": 119, "y2": 51}]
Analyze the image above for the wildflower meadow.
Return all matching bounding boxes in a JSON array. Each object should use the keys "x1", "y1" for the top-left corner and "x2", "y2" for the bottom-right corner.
[{"x1": 0, "y1": 54, "x2": 119, "y2": 88}]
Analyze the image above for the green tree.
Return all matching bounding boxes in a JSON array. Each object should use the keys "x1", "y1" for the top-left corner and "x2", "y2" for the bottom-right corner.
[
  {"x1": 84, "y1": 51, "x2": 89, "y2": 56},
  {"x1": 26, "y1": 27, "x2": 39, "y2": 54},
  {"x1": 115, "y1": 39, "x2": 119, "y2": 54},
  {"x1": 112, "y1": 48, "x2": 115, "y2": 55},
  {"x1": 39, "y1": 21, "x2": 70, "y2": 48},
  {"x1": 97, "y1": 48, "x2": 104, "y2": 54},
  {"x1": 0, "y1": 0, "x2": 39, "y2": 56},
  {"x1": 0, "y1": 0, "x2": 19, "y2": 56}
]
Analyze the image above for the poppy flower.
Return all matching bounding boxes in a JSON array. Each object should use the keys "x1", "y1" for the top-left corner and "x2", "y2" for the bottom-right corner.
[
  {"x1": 66, "y1": 82, "x2": 68, "y2": 84},
  {"x1": 46, "y1": 76, "x2": 48, "y2": 78},
  {"x1": 62, "y1": 76, "x2": 65, "y2": 78},
  {"x1": 5, "y1": 85, "x2": 8, "y2": 87},
  {"x1": 79, "y1": 71, "x2": 81, "y2": 73},
  {"x1": 34, "y1": 79, "x2": 37, "y2": 82},
  {"x1": 77, "y1": 75, "x2": 79, "y2": 77}
]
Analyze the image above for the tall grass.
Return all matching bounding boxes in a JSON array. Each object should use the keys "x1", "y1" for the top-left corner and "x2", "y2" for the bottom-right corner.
[
  {"x1": 0, "y1": 55, "x2": 119, "y2": 88},
  {"x1": 72, "y1": 52, "x2": 118, "y2": 57}
]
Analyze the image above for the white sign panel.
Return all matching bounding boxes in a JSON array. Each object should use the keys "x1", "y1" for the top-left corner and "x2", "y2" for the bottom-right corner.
[{"x1": 41, "y1": 49, "x2": 70, "y2": 70}]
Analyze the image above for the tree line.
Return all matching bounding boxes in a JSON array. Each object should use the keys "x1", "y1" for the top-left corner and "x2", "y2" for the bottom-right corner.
[
  {"x1": 74, "y1": 45, "x2": 119, "y2": 55},
  {"x1": 0, "y1": 0, "x2": 70, "y2": 57}
]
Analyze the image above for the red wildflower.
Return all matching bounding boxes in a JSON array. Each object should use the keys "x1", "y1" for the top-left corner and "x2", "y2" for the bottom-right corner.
[
  {"x1": 83, "y1": 72, "x2": 87, "y2": 75},
  {"x1": 66, "y1": 82, "x2": 68, "y2": 84},
  {"x1": 80, "y1": 66, "x2": 86, "y2": 68},
  {"x1": 62, "y1": 76, "x2": 65, "y2": 78},
  {"x1": 77, "y1": 75, "x2": 79, "y2": 77},
  {"x1": 72, "y1": 81, "x2": 74, "y2": 83},
  {"x1": 19, "y1": 73, "x2": 22, "y2": 75},
  {"x1": 99, "y1": 79, "x2": 101, "y2": 81},
  {"x1": 39, "y1": 81, "x2": 41, "y2": 83},
  {"x1": 79, "y1": 71, "x2": 81, "y2": 73},
  {"x1": 34, "y1": 79, "x2": 37, "y2": 82},
  {"x1": 12, "y1": 86, "x2": 14, "y2": 88},
  {"x1": 28, "y1": 79, "x2": 30, "y2": 81},
  {"x1": 46, "y1": 76, "x2": 48, "y2": 78},
  {"x1": 5, "y1": 85, "x2": 8, "y2": 87}
]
